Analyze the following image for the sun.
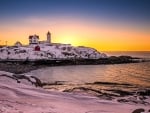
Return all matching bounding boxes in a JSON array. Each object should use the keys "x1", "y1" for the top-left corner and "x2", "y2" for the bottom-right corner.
[{"x1": 55, "y1": 32, "x2": 81, "y2": 46}]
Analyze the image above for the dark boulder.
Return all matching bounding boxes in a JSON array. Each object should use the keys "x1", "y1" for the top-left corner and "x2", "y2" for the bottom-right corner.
[{"x1": 132, "y1": 108, "x2": 145, "y2": 113}]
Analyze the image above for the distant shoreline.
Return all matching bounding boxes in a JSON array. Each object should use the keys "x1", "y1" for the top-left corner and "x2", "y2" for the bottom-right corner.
[{"x1": 0, "y1": 56, "x2": 149, "y2": 74}]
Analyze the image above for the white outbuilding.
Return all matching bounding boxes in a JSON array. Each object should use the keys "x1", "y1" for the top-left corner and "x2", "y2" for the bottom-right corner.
[{"x1": 14, "y1": 41, "x2": 22, "y2": 47}]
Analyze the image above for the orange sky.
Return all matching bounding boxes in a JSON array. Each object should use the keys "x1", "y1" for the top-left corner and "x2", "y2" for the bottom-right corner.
[{"x1": 0, "y1": 17, "x2": 150, "y2": 51}]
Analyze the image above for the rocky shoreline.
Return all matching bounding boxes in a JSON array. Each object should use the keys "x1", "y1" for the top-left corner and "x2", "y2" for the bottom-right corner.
[
  {"x1": 0, "y1": 56, "x2": 146, "y2": 74},
  {"x1": 0, "y1": 72, "x2": 150, "y2": 113},
  {"x1": 1, "y1": 73, "x2": 150, "y2": 104}
]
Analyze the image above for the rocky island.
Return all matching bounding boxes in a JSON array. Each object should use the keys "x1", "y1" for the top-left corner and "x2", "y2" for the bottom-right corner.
[{"x1": 0, "y1": 31, "x2": 145, "y2": 73}]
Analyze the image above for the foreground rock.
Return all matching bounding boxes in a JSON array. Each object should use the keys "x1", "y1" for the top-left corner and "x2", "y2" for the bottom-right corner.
[
  {"x1": 132, "y1": 108, "x2": 145, "y2": 113},
  {"x1": 0, "y1": 71, "x2": 150, "y2": 113}
]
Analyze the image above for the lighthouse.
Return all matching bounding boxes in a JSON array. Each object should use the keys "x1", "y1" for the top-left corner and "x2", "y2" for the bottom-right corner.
[{"x1": 47, "y1": 31, "x2": 51, "y2": 44}]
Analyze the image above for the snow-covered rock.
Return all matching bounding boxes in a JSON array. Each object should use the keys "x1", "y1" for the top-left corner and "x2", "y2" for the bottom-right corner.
[
  {"x1": 0, "y1": 71, "x2": 149, "y2": 113},
  {"x1": 0, "y1": 45, "x2": 107, "y2": 60}
]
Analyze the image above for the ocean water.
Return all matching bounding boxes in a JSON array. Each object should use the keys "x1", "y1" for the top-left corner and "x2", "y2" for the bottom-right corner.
[
  {"x1": 28, "y1": 62, "x2": 150, "y2": 87},
  {"x1": 103, "y1": 51, "x2": 150, "y2": 58},
  {"x1": 28, "y1": 51, "x2": 150, "y2": 93}
]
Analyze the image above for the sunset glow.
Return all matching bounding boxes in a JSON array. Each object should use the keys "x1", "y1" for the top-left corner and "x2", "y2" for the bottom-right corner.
[{"x1": 0, "y1": 0, "x2": 150, "y2": 51}]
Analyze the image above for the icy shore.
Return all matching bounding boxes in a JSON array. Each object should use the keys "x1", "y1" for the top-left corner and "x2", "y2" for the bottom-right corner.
[{"x1": 0, "y1": 71, "x2": 149, "y2": 113}]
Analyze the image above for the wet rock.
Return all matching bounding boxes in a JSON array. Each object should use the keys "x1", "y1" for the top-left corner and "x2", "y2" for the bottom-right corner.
[
  {"x1": 14, "y1": 74, "x2": 43, "y2": 87},
  {"x1": 30, "y1": 76, "x2": 42, "y2": 87},
  {"x1": 0, "y1": 74, "x2": 18, "y2": 81},
  {"x1": 13, "y1": 74, "x2": 31, "y2": 82},
  {"x1": 112, "y1": 90, "x2": 133, "y2": 96},
  {"x1": 117, "y1": 99, "x2": 129, "y2": 103},
  {"x1": 9, "y1": 74, "x2": 43, "y2": 87},
  {"x1": 63, "y1": 87, "x2": 102, "y2": 94},
  {"x1": 97, "y1": 94, "x2": 114, "y2": 100},
  {"x1": 42, "y1": 81, "x2": 65, "y2": 86},
  {"x1": 137, "y1": 90, "x2": 150, "y2": 96},
  {"x1": 117, "y1": 96, "x2": 150, "y2": 105},
  {"x1": 87, "y1": 81, "x2": 132, "y2": 86},
  {"x1": 132, "y1": 108, "x2": 145, "y2": 113}
]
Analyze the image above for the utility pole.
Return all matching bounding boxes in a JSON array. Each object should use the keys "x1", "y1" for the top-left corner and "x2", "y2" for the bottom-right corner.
[{"x1": 5, "y1": 41, "x2": 7, "y2": 46}]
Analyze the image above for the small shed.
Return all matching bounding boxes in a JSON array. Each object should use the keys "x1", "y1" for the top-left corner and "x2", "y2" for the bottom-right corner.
[
  {"x1": 34, "y1": 45, "x2": 40, "y2": 51},
  {"x1": 14, "y1": 41, "x2": 22, "y2": 47}
]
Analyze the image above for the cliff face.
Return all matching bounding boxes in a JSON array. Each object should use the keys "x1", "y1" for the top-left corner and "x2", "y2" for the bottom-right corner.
[{"x1": 0, "y1": 45, "x2": 107, "y2": 60}]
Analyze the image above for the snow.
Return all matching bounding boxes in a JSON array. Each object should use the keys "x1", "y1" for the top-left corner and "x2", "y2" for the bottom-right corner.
[
  {"x1": 0, "y1": 44, "x2": 107, "y2": 60},
  {"x1": 0, "y1": 71, "x2": 149, "y2": 113}
]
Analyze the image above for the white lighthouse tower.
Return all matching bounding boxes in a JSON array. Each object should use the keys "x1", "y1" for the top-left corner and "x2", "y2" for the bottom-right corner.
[{"x1": 47, "y1": 31, "x2": 51, "y2": 44}]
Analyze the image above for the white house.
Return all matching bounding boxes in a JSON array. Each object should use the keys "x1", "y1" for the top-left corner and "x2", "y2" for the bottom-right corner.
[
  {"x1": 29, "y1": 31, "x2": 51, "y2": 45},
  {"x1": 29, "y1": 34, "x2": 39, "y2": 44}
]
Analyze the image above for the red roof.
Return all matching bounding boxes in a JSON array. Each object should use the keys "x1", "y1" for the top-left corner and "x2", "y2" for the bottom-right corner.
[
  {"x1": 29, "y1": 36, "x2": 33, "y2": 39},
  {"x1": 34, "y1": 45, "x2": 40, "y2": 51},
  {"x1": 29, "y1": 35, "x2": 39, "y2": 39}
]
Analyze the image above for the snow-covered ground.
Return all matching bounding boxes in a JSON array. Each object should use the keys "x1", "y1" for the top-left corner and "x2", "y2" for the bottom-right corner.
[
  {"x1": 0, "y1": 44, "x2": 107, "y2": 60},
  {"x1": 0, "y1": 71, "x2": 149, "y2": 113}
]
